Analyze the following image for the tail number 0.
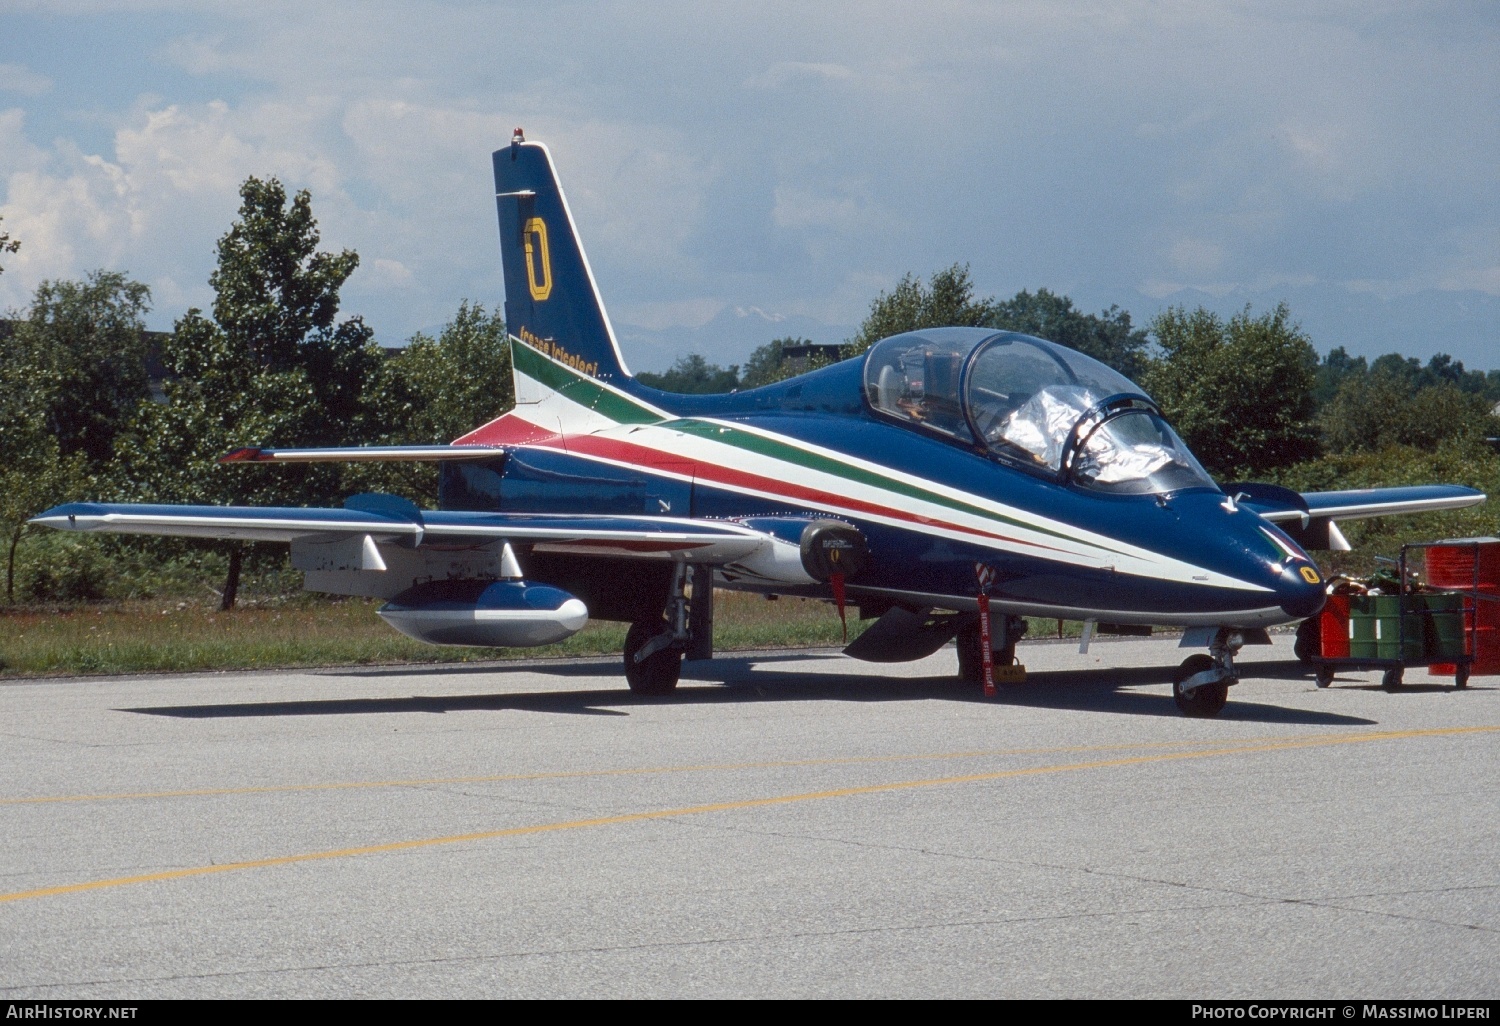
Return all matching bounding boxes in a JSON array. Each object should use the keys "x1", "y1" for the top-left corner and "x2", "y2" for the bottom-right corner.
[{"x1": 523, "y1": 217, "x2": 552, "y2": 301}]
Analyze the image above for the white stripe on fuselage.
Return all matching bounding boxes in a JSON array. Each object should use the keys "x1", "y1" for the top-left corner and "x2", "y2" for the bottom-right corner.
[{"x1": 508, "y1": 367, "x2": 1272, "y2": 594}]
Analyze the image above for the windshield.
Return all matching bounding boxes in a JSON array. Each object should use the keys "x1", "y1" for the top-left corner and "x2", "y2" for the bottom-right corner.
[{"x1": 1073, "y1": 409, "x2": 1216, "y2": 494}]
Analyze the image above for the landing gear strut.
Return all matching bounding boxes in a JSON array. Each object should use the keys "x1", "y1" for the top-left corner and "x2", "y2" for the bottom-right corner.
[
  {"x1": 957, "y1": 614, "x2": 1027, "y2": 685},
  {"x1": 624, "y1": 564, "x2": 692, "y2": 695},
  {"x1": 1173, "y1": 627, "x2": 1242, "y2": 717}
]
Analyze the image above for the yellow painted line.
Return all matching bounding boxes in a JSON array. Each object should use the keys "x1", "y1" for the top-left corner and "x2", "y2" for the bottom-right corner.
[
  {"x1": 2, "y1": 734, "x2": 1337, "y2": 807},
  {"x1": 2, "y1": 724, "x2": 1494, "y2": 906}
]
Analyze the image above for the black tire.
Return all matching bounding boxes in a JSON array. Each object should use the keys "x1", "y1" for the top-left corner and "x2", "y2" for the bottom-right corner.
[
  {"x1": 1314, "y1": 666, "x2": 1335, "y2": 689},
  {"x1": 1455, "y1": 665, "x2": 1470, "y2": 689},
  {"x1": 1173, "y1": 654, "x2": 1228, "y2": 717},
  {"x1": 624, "y1": 618, "x2": 681, "y2": 695},
  {"x1": 1294, "y1": 618, "x2": 1320, "y2": 663},
  {"x1": 956, "y1": 621, "x2": 984, "y2": 683},
  {"x1": 1381, "y1": 666, "x2": 1404, "y2": 691}
]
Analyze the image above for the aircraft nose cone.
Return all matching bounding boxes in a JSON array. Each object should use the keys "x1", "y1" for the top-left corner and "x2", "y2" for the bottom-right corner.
[{"x1": 1278, "y1": 563, "x2": 1327, "y2": 620}]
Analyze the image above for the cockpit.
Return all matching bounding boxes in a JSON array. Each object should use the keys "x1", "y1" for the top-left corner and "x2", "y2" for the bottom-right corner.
[{"x1": 863, "y1": 328, "x2": 1217, "y2": 495}]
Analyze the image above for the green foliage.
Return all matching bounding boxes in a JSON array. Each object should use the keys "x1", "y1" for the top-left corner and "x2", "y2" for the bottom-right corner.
[
  {"x1": 986, "y1": 288, "x2": 1150, "y2": 380},
  {"x1": 1320, "y1": 375, "x2": 1498, "y2": 456},
  {"x1": 844, "y1": 270, "x2": 1151, "y2": 380},
  {"x1": 385, "y1": 302, "x2": 513, "y2": 442},
  {"x1": 359, "y1": 301, "x2": 513, "y2": 502},
  {"x1": 1313, "y1": 346, "x2": 1368, "y2": 406},
  {"x1": 122, "y1": 176, "x2": 384, "y2": 512},
  {"x1": 844, "y1": 265, "x2": 995, "y2": 357},
  {"x1": 1273, "y1": 438, "x2": 1500, "y2": 576},
  {"x1": 636, "y1": 353, "x2": 741, "y2": 394},
  {"x1": 737, "y1": 337, "x2": 810, "y2": 389},
  {"x1": 1143, "y1": 304, "x2": 1320, "y2": 479},
  {"x1": 5, "y1": 270, "x2": 152, "y2": 468}
]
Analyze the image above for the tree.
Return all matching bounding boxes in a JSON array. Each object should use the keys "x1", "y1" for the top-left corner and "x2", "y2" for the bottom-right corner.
[
  {"x1": 636, "y1": 353, "x2": 740, "y2": 394},
  {"x1": 5, "y1": 271, "x2": 152, "y2": 468},
  {"x1": 364, "y1": 301, "x2": 513, "y2": 504},
  {"x1": 986, "y1": 288, "x2": 1149, "y2": 380},
  {"x1": 384, "y1": 301, "x2": 512, "y2": 442},
  {"x1": 1142, "y1": 304, "x2": 1320, "y2": 479},
  {"x1": 1313, "y1": 346, "x2": 1368, "y2": 407},
  {"x1": 126, "y1": 176, "x2": 383, "y2": 609},
  {"x1": 1319, "y1": 374, "x2": 1499, "y2": 456},
  {"x1": 737, "y1": 337, "x2": 813, "y2": 389},
  {"x1": 0, "y1": 337, "x2": 86, "y2": 602},
  {"x1": 0, "y1": 213, "x2": 17, "y2": 275},
  {"x1": 843, "y1": 264, "x2": 996, "y2": 357}
]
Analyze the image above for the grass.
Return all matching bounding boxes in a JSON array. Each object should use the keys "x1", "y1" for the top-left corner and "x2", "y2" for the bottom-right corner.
[
  {"x1": 0, "y1": 590, "x2": 867, "y2": 678},
  {"x1": 0, "y1": 585, "x2": 1143, "y2": 679}
]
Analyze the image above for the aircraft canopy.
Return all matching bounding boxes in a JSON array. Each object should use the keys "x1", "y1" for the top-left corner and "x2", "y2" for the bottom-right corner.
[{"x1": 863, "y1": 328, "x2": 1216, "y2": 494}]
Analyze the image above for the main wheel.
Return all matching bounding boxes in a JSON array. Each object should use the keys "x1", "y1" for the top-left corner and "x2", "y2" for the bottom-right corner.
[
  {"x1": 1381, "y1": 666, "x2": 1404, "y2": 691},
  {"x1": 1314, "y1": 666, "x2": 1335, "y2": 688},
  {"x1": 1455, "y1": 665, "x2": 1470, "y2": 689},
  {"x1": 624, "y1": 618, "x2": 682, "y2": 695},
  {"x1": 1173, "y1": 654, "x2": 1228, "y2": 717},
  {"x1": 956, "y1": 621, "x2": 984, "y2": 683}
]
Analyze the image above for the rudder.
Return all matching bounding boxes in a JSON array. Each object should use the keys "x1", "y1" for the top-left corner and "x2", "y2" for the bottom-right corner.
[{"x1": 493, "y1": 132, "x2": 632, "y2": 386}]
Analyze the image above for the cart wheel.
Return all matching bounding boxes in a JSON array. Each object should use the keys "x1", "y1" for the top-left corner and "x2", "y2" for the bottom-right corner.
[
  {"x1": 1455, "y1": 665, "x2": 1470, "y2": 690},
  {"x1": 1314, "y1": 666, "x2": 1334, "y2": 689},
  {"x1": 1381, "y1": 667, "x2": 1404, "y2": 691}
]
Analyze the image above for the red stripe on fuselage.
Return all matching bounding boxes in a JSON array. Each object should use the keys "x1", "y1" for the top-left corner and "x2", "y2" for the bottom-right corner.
[
  {"x1": 454, "y1": 413, "x2": 565, "y2": 447},
  {"x1": 535, "y1": 433, "x2": 1069, "y2": 555}
]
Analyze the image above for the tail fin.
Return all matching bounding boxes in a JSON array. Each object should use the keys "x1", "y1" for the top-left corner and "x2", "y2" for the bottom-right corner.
[{"x1": 493, "y1": 133, "x2": 632, "y2": 385}]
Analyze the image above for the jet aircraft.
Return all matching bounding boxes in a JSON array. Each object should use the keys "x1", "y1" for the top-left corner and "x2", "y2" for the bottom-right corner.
[{"x1": 34, "y1": 131, "x2": 1487, "y2": 717}]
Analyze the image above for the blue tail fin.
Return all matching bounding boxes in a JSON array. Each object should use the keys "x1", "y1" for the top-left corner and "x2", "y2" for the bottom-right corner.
[{"x1": 493, "y1": 133, "x2": 632, "y2": 383}]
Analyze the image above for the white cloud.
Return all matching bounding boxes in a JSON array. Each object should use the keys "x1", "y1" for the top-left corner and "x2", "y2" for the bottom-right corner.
[{"x1": 0, "y1": 62, "x2": 51, "y2": 96}]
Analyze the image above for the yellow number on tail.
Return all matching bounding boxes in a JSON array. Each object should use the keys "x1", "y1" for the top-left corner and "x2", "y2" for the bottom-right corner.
[{"x1": 524, "y1": 217, "x2": 552, "y2": 301}]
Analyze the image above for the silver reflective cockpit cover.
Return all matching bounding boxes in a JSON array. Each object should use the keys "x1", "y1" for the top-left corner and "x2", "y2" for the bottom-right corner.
[{"x1": 998, "y1": 385, "x2": 1100, "y2": 472}]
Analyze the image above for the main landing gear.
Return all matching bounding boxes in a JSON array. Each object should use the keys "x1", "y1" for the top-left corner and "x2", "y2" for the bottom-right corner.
[
  {"x1": 623, "y1": 564, "x2": 695, "y2": 695},
  {"x1": 957, "y1": 613, "x2": 1028, "y2": 685},
  {"x1": 1172, "y1": 627, "x2": 1245, "y2": 718}
]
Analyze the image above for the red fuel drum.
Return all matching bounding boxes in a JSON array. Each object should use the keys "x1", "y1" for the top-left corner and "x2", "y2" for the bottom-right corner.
[
  {"x1": 1319, "y1": 593, "x2": 1350, "y2": 659},
  {"x1": 1427, "y1": 541, "x2": 1500, "y2": 676}
]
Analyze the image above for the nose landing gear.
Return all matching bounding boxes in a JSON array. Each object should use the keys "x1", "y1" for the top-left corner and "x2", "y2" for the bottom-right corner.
[{"x1": 1173, "y1": 627, "x2": 1246, "y2": 717}]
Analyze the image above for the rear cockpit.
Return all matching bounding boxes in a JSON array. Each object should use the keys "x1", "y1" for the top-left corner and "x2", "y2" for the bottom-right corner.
[{"x1": 863, "y1": 328, "x2": 1217, "y2": 495}]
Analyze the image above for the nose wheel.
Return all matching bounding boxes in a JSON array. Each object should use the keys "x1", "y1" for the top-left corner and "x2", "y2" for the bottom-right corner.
[
  {"x1": 1172, "y1": 627, "x2": 1244, "y2": 717},
  {"x1": 1173, "y1": 654, "x2": 1229, "y2": 717}
]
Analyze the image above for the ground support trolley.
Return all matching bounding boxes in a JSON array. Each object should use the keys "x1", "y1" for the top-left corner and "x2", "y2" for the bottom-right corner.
[{"x1": 1308, "y1": 541, "x2": 1492, "y2": 691}]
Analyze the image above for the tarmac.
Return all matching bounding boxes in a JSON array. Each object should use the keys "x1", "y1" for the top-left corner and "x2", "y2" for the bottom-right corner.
[{"x1": 1, "y1": 634, "x2": 1496, "y2": 998}]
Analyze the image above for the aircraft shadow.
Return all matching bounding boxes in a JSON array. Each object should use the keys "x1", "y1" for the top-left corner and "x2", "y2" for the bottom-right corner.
[
  {"x1": 331, "y1": 650, "x2": 844, "y2": 680},
  {"x1": 124, "y1": 656, "x2": 1375, "y2": 726}
]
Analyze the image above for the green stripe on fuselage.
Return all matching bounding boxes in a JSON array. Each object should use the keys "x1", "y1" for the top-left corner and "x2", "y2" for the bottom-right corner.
[
  {"x1": 665, "y1": 419, "x2": 1128, "y2": 557},
  {"x1": 513, "y1": 338, "x2": 1130, "y2": 560},
  {"x1": 512, "y1": 338, "x2": 662, "y2": 425}
]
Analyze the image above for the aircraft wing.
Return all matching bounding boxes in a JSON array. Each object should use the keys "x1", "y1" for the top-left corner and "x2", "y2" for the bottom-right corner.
[
  {"x1": 1229, "y1": 482, "x2": 1486, "y2": 551},
  {"x1": 30, "y1": 502, "x2": 768, "y2": 562}
]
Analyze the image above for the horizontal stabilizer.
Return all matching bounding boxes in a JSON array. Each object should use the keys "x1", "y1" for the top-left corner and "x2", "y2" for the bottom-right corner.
[
  {"x1": 219, "y1": 445, "x2": 502, "y2": 463},
  {"x1": 1237, "y1": 483, "x2": 1485, "y2": 523}
]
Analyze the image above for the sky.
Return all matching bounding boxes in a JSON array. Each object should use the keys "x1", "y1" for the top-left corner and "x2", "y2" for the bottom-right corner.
[{"x1": 1, "y1": 1, "x2": 1497, "y2": 373}]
